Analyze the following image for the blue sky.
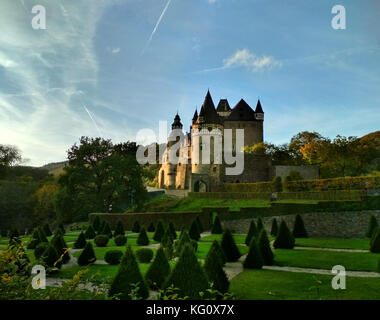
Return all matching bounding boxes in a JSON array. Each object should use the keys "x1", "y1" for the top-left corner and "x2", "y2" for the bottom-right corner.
[{"x1": 0, "y1": 0, "x2": 379, "y2": 166}]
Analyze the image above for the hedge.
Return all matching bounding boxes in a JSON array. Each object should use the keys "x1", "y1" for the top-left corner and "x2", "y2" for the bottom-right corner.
[{"x1": 189, "y1": 192, "x2": 272, "y2": 200}]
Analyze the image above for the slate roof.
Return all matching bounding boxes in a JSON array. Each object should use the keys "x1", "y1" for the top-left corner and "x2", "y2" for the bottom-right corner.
[
  {"x1": 197, "y1": 90, "x2": 222, "y2": 124},
  {"x1": 255, "y1": 99, "x2": 264, "y2": 113},
  {"x1": 226, "y1": 99, "x2": 256, "y2": 121},
  {"x1": 216, "y1": 99, "x2": 231, "y2": 113}
]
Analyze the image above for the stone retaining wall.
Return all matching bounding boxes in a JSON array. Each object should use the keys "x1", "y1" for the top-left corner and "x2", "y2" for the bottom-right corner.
[{"x1": 222, "y1": 210, "x2": 380, "y2": 238}]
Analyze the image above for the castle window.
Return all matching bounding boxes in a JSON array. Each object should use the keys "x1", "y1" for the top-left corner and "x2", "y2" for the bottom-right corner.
[{"x1": 213, "y1": 166, "x2": 217, "y2": 173}]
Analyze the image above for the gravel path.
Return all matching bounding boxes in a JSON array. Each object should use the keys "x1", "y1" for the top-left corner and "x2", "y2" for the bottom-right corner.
[{"x1": 294, "y1": 246, "x2": 369, "y2": 253}]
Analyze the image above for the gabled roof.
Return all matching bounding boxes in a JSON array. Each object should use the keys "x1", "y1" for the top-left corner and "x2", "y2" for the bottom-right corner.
[
  {"x1": 197, "y1": 90, "x2": 222, "y2": 124},
  {"x1": 216, "y1": 99, "x2": 231, "y2": 113},
  {"x1": 226, "y1": 99, "x2": 256, "y2": 121},
  {"x1": 255, "y1": 99, "x2": 264, "y2": 113}
]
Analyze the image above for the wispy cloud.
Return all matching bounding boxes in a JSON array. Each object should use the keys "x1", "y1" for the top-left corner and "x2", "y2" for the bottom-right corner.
[
  {"x1": 141, "y1": 0, "x2": 172, "y2": 55},
  {"x1": 112, "y1": 47, "x2": 121, "y2": 54}
]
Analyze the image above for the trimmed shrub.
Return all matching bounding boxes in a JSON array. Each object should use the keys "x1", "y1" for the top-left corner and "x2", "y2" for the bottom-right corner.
[
  {"x1": 153, "y1": 221, "x2": 165, "y2": 242},
  {"x1": 293, "y1": 214, "x2": 308, "y2": 238},
  {"x1": 189, "y1": 220, "x2": 200, "y2": 241},
  {"x1": 109, "y1": 246, "x2": 149, "y2": 300},
  {"x1": 245, "y1": 220, "x2": 257, "y2": 246},
  {"x1": 114, "y1": 220, "x2": 125, "y2": 237},
  {"x1": 92, "y1": 215, "x2": 101, "y2": 232},
  {"x1": 221, "y1": 229, "x2": 241, "y2": 262},
  {"x1": 38, "y1": 228, "x2": 48, "y2": 243},
  {"x1": 114, "y1": 235, "x2": 127, "y2": 246},
  {"x1": 85, "y1": 225, "x2": 96, "y2": 239},
  {"x1": 270, "y1": 218, "x2": 278, "y2": 236},
  {"x1": 51, "y1": 233, "x2": 70, "y2": 263},
  {"x1": 174, "y1": 231, "x2": 197, "y2": 256},
  {"x1": 168, "y1": 222, "x2": 177, "y2": 240},
  {"x1": 274, "y1": 221, "x2": 295, "y2": 249},
  {"x1": 78, "y1": 242, "x2": 96, "y2": 266},
  {"x1": 136, "y1": 248, "x2": 154, "y2": 263},
  {"x1": 101, "y1": 222, "x2": 113, "y2": 238},
  {"x1": 34, "y1": 242, "x2": 49, "y2": 260},
  {"x1": 196, "y1": 216, "x2": 204, "y2": 233},
  {"x1": 256, "y1": 218, "x2": 264, "y2": 232},
  {"x1": 74, "y1": 232, "x2": 87, "y2": 249},
  {"x1": 40, "y1": 244, "x2": 62, "y2": 269},
  {"x1": 43, "y1": 224, "x2": 52, "y2": 237},
  {"x1": 132, "y1": 221, "x2": 141, "y2": 233},
  {"x1": 137, "y1": 228, "x2": 150, "y2": 246},
  {"x1": 147, "y1": 222, "x2": 155, "y2": 232},
  {"x1": 145, "y1": 247, "x2": 171, "y2": 289},
  {"x1": 366, "y1": 215, "x2": 379, "y2": 238},
  {"x1": 370, "y1": 229, "x2": 380, "y2": 253},
  {"x1": 95, "y1": 235, "x2": 109, "y2": 247},
  {"x1": 161, "y1": 228, "x2": 174, "y2": 259},
  {"x1": 243, "y1": 238, "x2": 264, "y2": 269},
  {"x1": 272, "y1": 176, "x2": 283, "y2": 192},
  {"x1": 211, "y1": 215, "x2": 223, "y2": 234},
  {"x1": 105, "y1": 250, "x2": 123, "y2": 265},
  {"x1": 209, "y1": 240, "x2": 226, "y2": 266},
  {"x1": 258, "y1": 229, "x2": 274, "y2": 265},
  {"x1": 164, "y1": 243, "x2": 209, "y2": 299},
  {"x1": 203, "y1": 244, "x2": 229, "y2": 293},
  {"x1": 27, "y1": 239, "x2": 39, "y2": 250}
]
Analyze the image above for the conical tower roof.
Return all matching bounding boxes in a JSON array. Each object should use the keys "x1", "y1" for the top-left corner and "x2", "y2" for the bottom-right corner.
[{"x1": 197, "y1": 90, "x2": 222, "y2": 124}]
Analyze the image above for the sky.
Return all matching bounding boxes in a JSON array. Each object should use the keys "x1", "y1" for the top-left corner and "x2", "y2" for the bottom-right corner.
[{"x1": 0, "y1": 0, "x2": 379, "y2": 166}]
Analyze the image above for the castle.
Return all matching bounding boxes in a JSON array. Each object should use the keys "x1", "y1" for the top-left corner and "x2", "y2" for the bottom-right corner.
[{"x1": 158, "y1": 90, "x2": 318, "y2": 192}]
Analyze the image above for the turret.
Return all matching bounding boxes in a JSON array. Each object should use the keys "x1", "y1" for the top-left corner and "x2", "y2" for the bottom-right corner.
[{"x1": 254, "y1": 100, "x2": 264, "y2": 121}]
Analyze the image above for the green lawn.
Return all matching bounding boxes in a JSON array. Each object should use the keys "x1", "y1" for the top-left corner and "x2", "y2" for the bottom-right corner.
[
  {"x1": 230, "y1": 269, "x2": 380, "y2": 300},
  {"x1": 295, "y1": 238, "x2": 370, "y2": 250},
  {"x1": 274, "y1": 249, "x2": 380, "y2": 272}
]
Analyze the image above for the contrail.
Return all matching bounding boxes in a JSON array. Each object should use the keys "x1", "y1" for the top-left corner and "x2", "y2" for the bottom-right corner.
[
  {"x1": 141, "y1": 0, "x2": 172, "y2": 55},
  {"x1": 83, "y1": 105, "x2": 104, "y2": 137}
]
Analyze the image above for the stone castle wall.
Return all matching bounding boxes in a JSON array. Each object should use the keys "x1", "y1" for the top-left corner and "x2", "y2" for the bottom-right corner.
[{"x1": 273, "y1": 165, "x2": 319, "y2": 180}]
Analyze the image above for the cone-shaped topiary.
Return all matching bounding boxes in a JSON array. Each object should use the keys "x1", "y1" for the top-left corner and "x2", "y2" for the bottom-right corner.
[
  {"x1": 137, "y1": 227, "x2": 150, "y2": 246},
  {"x1": 211, "y1": 215, "x2": 223, "y2": 234},
  {"x1": 34, "y1": 242, "x2": 49, "y2": 260},
  {"x1": 161, "y1": 228, "x2": 174, "y2": 259},
  {"x1": 38, "y1": 228, "x2": 48, "y2": 243},
  {"x1": 209, "y1": 240, "x2": 226, "y2": 266},
  {"x1": 245, "y1": 220, "x2": 257, "y2": 246},
  {"x1": 366, "y1": 215, "x2": 379, "y2": 238},
  {"x1": 85, "y1": 225, "x2": 96, "y2": 239},
  {"x1": 109, "y1": 246, "x2": 149, "y2": 300},
  {"x1": 196, "y1": 216, "x2": 204, "y2": 233},
  {"x1": 203, "y1": 244, "x2": 229, "y2": 293},
  {"x1": 147, "y1": 222, "x2": 155, "y2": 232},
  {"x1": 114, "y1": 220, "x2": 125, "y2": 237},
  {"x1": 293, "y1": 214, "x2": 308, "y2": 238},
  {"x1": 78, "y1": 242, "x2": 96, "y2": 266},
  {"x1": 243, "y1": 238, "x2": 264, "y2": 269},
  {"x1": 174, "y1": 230, "x2": 197, "y2": 256},
  {"x1": 153, "y1": 221, "x2": 165, "y2": 242},
  {"x1": 258, "y1": 229, "x2": 274, "y2": 265},
  {"x1": 273, "y1": 220, "x2": 295, "y2": 249},
  {"x1": 101, "y1": 222, "x2": 113, "y2": 238},
  {"x1": 168, "y1": 222, "x2": 177, "y2": 240},
  {"x1": 92, "y1": 215, "x2": 101, "y2": 233},
  {"x1": 40, "y1": 244, "x2": 62, "y2": 269},
  {"x1": 132, "y1": 221, "x2": 141, "y2": 233},
  {"x1": 370, "y1": 229, "x2": 380, "y2": 253},
  {"x1": 256, "y1": 218, "x2": 264, "y2": 232},
  {"x1": 74, "y1": 232, "x2": 87, "y2": 249},
  {"x1": 270, "y1": 218, "x2": 278, "y2": 236},
  {"x1": 43, "y1": 224, "x2": 52, "y2": 237},
  {"x1": 189, "y1": 220, "x2": 200, "y2": 241},
  {"x1": 51, "y1": 233, "x2": 70, "y2": 263},
  {"x1": 145, "y1": 247, "x2": 171, "y2": 289},
  {"x1": 164, "y1": 243, "x2": 209, "y2": 299},
  {"x1": 221, "y1": 229, "x2": 241, "y2": 262}
]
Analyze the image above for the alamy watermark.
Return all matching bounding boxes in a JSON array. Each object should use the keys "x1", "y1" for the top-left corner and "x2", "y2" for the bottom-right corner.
[{"x1": 331, "y1": 265, "x2": 346, "y2": 290}]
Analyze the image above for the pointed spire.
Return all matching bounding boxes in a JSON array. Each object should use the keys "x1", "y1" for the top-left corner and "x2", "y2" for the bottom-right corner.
[
  {"x1": 255, "y1": 99, "x2": 264, "y2": 113},
  {"x1": 172, "y1": 113, "x2": 183, "y2": 129},
  {"x1": 192, "y1": 108, "x2": 198, "y2": 121},
  {"x1": 198, "y1": 90, "x2": 221, "y2": 124}
]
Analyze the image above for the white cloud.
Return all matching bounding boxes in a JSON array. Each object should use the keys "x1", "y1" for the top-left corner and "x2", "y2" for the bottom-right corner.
[
  {"x1": 112, "y1": 47, "x2": 121, "y2": 54},
  {"x1": 223, "y1": 49, "x2": 281, "y2": 72}
]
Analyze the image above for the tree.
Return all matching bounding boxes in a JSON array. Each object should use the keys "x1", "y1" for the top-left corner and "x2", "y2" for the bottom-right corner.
[
  {"x1": 273, "y1": 221, "x2": 295, "y2": 249},
  {"x1": 189, "y1": 220, "x2": 200, "y2": 241},
  {"x1": 370, "y1": 229, "x2": 380, "y2": 253},
  {"x1": 145, "y1": 247, "x2": 171, "y2": 289},
  {"x1": 196, "y1": 216, "x2": 204, "y2": 233},
  {"x1": 243, "y1": 238, "x2": 264, "y2": 269},
  {"x1": 153, "y1": 221, "x2": 165, "y2": 242},
  {"x1": 245, "y1": 220, "x2": 257, "y2": 246},
  {"x1": 211, "y1": 215, "x2": 223, "y2": 234},
  {"x1": 42, "y1": 223, "x2": 52, "y2": 237},
  {"x1": 270, "y1": 218, "x2": 278, "y2": 236},
  {"x1": 164, "y1": 243, "x2": 209, "y2": 299},
  {"x1": 221, "y1": 229, "x2": 241, "y2": 262},
  {"x1": 203, "y1": 244, "x2": 229, "y2": 293},
  {"x1": 366, "y1": 215, "x2": 379, "y2": 238},
  {"x1": 92, "y1": 216, "x2": 101, "y2": 233},
  {"x1": 74, "y1": 232, "x2": 87, "y2": 249},
  {"x1": 33, "y1": 183, "x2": 59, "y2": 225},
  {"x1": 56, "y1": 137, "x2": 147, "y2": 223},
  {"x1": 0, "y1": 145, "x2": 22, "y2": 179},
  {"x1": 51, "y1": 233, "x2": 70, "y2": 263},
  {"x1": 77, "y1": 242, "x2": 96, "y2": 266},
  {"x1": 85, "y1": 225, "x2": 96, "y2": 239},
  {"x1": 147, "y1": 222, "x2": 155, "y2": 232},
  {"x1": 137, "y1": 228, "x2": 150, "y2": 246},
  {"x1": 114, "y1": 220, "x2": 125, "y2": 237},
  {"x1": 256, "y1": 218, "x2": 264, "y2": 232},
  {"x1": 40, "y1": 244, "x2": 62, "y2": 269},
  {"x1": 209, "y1": 240, "x2": 226, "y2": 266},
  {"x1": 109, "y1": 246, "x2": 149, "y2": 300},
  {"x1": 258, "y1": 229, "x2": 274, "y2": 265},
  {"x1": 174, "y1": 231, "x2": 197, "y2": 257},
  {"x1": 132, "y1": 221, "x2": 141, "y2": 233},
  {"x1": 168, "y1": 222, "x2": 177, "y2": 240},
  {"x1": 101, "y1": 222, "x2": 113, "y2": 238},
  {"x1": 293, "y1": 214, "x2": 308, "y2": 238}
]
